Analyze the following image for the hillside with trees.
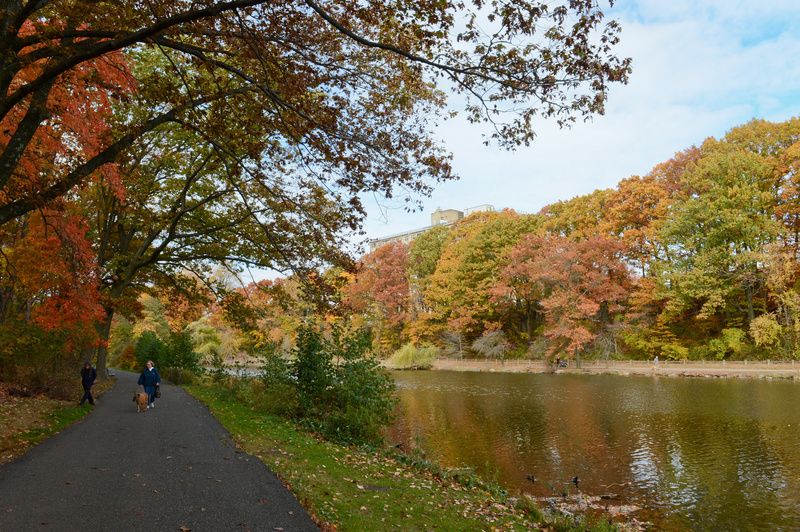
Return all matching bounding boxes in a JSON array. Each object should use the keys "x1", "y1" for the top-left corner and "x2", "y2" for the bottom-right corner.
[{"x1": 210, "y1": 118, "x2": 800, "y2": 365}]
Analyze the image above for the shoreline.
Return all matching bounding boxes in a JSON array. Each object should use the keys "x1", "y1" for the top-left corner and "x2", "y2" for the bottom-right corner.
[
  {"x1": 185, "y1": 383, "x2": 593, "y2": 531},
  {"x1": 427, "y1": 358, "x2": 800, "y2": 380}
]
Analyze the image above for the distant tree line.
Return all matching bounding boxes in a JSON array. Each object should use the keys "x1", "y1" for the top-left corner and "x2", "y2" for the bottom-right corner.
[{"x1": 289, "y1": 118, "x2": 800, "y2": 362}]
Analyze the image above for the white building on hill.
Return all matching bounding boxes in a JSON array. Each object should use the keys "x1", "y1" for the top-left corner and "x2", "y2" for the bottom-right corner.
[{"x1": 368, "y1": 205, "x2": 495, "y2": 251}]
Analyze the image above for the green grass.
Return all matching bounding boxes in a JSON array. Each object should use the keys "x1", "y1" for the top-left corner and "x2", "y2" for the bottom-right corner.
[
  {"x1": 186, "y1": 383, "x2": 545, "y2": 531},
  {"x1": 16, "y1": 403, "x2": 89, "y2": 446},
  {"x1": 385, "y1": 343, "x2": 438, "y2": 370}
]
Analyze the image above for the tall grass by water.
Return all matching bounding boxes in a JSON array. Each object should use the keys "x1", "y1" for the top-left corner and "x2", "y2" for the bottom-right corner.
[{"x1": 385, "y1": 343, "x2": 438, "y2": 369}]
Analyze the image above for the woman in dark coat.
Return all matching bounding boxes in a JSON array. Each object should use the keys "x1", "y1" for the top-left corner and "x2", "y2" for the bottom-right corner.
[
  {"x1": 79, "y1": 361, "x2": 96, "y2": 406},
  {"x1": 137, "y1": 360, "x2": 161, "y2": 409}
]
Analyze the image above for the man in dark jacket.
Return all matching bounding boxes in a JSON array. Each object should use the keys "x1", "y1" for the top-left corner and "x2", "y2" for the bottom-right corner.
[
  {"x1": 79, "y1": 361, "x2": 97, "y2": 406},
  {"x1": 137, "y1": 360, "x2": 161, "y2": 409}
]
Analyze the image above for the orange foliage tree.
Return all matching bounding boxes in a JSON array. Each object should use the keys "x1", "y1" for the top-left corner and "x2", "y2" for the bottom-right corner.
[
  {"x1": 343, "y1": 241, "x2": 410, "y2": 351},
  {"x1": 0, "y1": 209, "x2": 105, "y2": 388},
  {"x1": 496, "y1": 235, "x2": 631, "y2": 362}
]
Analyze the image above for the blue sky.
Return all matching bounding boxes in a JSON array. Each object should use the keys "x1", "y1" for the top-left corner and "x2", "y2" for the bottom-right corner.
[{"x1": 359, "y1": 0, "x2": 800, "y2": 248}]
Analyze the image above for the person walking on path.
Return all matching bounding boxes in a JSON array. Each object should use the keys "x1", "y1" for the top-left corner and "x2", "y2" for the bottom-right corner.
[
  {"x1": 0, "y1": 370, "x2": 317, "y2": 531},
  {"x1": 79, "y1": 361, "x2": 97, "y2": 406},
  {"x1": 137, "y1": 360, "x2": 161, "y2": 409}
]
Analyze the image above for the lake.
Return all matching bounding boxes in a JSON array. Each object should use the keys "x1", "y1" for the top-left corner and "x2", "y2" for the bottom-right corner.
[{"x1": 389, "y1": 371, "x2": 800, "y2": 530}]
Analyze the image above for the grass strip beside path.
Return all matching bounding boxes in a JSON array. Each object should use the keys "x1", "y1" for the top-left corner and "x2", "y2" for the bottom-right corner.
[
  {"x1": 185, "y1": 383, "x2": 550, "y2": 531},
  {"x1": 0, "y1": 378, "x2": 115, "y2": 464}
]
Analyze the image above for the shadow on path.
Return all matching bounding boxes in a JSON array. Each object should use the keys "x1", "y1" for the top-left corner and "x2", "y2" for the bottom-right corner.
[{"x1": 0, "y1": 370, "x2": 317, "y2": 531}]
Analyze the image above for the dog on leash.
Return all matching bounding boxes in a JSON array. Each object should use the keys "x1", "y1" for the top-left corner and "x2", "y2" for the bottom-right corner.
[{"x1": 133, "y1": 391, "x2": 149, "y2": 412}]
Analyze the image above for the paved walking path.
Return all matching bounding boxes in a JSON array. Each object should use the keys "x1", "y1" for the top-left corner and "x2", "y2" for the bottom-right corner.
[{"x1": 0, "y1": 371, "x2": 317, "y2": 531}]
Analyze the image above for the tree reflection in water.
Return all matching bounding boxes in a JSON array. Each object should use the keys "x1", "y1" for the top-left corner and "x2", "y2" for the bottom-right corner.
[{"x1": 389, "y1": 371, "x2": 800, "y2": 530}]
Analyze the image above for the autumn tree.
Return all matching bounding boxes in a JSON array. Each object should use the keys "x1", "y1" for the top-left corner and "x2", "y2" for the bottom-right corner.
[
  {"x1": 497, "y1": 234, "x2": 630, "y2": 363},
  {"x1": 343, "y1": 241, "x2": 410, "y2": 351},
  {"x1": 1, "y1": 1, "x2": 630, "y2": 227},
  {"x1": 220, "y1": 275, "x2": 338, "y2": 355},
  {"x1": 539, "y1": 187, "x2": 614, "y2": 241},
  {"x1": 604, "y1": 175, "x2": 671, "y2": 276},
  {"x1": 77, "y1": 114, "x2": 354, "y2": 373},
  {"x1": 424, "y1": 210, "x2": 539, "y2": 340},
  {"x1": 407, "y1": 224, "x2": 450, "y2": 316},
  {"x1": 0, "y1": 210, "x2": 105, "y2": 389}
]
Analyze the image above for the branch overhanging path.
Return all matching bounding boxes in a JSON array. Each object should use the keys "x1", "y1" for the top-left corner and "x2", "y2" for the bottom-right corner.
[{"x1": 0, "y1": 371, "x2": 317, "y2": 531}]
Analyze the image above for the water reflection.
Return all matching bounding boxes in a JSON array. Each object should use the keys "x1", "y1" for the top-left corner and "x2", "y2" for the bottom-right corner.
[{"x1": 389, "y1": 371, "x2": 800, "y2": 530}]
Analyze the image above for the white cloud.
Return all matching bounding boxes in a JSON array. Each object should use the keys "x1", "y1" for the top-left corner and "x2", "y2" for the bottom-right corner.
[{"x1": 361, "y1": 0, "x2": 800, "y2": 244}]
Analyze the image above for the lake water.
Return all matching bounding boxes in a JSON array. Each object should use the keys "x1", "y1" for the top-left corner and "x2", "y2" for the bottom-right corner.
[{"x1": 389, "y1": 371, "x2": 800, "y2": 530}]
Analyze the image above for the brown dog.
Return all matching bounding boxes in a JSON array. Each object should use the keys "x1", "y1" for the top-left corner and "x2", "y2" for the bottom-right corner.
[{"x1": 133, "y1": 391, "x2": 149, "y2": 412}]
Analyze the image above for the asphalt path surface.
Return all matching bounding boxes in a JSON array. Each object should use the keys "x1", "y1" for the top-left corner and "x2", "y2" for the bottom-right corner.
[{"x1": 0, "y1": 371, "x2": 317, "y2": 531}]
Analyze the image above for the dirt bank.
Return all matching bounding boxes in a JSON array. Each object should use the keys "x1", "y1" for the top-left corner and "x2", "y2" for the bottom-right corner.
[{"x1": 430, "y1": 358, "x2": 800, "y2": 380}]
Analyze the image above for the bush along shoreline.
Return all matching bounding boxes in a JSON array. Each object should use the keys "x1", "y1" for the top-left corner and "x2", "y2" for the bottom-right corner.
[{"x1": 183, "y1": 325, "x2": 624, "y2": 531}]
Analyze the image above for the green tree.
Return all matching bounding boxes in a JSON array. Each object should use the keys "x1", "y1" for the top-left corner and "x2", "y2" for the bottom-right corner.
[
  {"x1": 134, "y1": 331, "x2": 167, "y2": 369},
  {"x1": 186, "y1": 318, "x2": 224, "y2": 363},
  {"x1": 165, "y1": 330, "x2": 201, "y2": 376},
  {"x1": 408, "y1": 224, "x2": 450, "y2": 314},
  {"x1": 657, "y1": 139, "x2": 782, "y2": 327}
]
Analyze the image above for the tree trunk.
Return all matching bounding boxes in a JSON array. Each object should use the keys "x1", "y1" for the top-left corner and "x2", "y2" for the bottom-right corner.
[
  {"x1": 745, "y1": 285, "x2": 755, "y2": 323},
  {"x1": 95, "y1": 306, "x2": 114, "y2": 379}
]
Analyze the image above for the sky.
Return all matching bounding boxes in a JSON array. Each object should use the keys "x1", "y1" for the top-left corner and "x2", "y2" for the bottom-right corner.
[{"x1": 359, "y1": 0, "x2": 800, "y2": 248}]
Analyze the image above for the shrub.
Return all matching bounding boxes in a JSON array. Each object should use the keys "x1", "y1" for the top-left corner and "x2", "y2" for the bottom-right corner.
[
  {"x1": 749, "y1": 314, "x2": 782, "y2": 347},
  {"x1": 472, "y1": 330, "x2": 511, "y2": 361},
  {"x1": 257, "y1": 353, "x2": 299, "y2": 417},
  {"x1": 0, "y1": 321, "x2": 82, "y2": 398},
  {"x1": 328, "y1": 354, "x2": 398, "y2": 445},
  {"x1": 207, "y1": 352, "x2": 228, "y2": 384},
  {"x1": 292, "y1": 325, "x2": 397, "y2": 445},
  {"x1": 386, "y1": 343, "x2": 438, "y2": 369},
  {"x1": 661, "y1": 343, "x2": 689, "y2": 360},
  {"x1": 293, "y1": 326, "x2": 334, "y2": 418},
  {"x1": 204, "y1": 325, "x2": 396, "y2": 446},
  {"x1": 161, "y1": 367, "x2": 198, "y2": 385},
  {"x1": 708, "y1": 328, "x2": 747, "y2": 360},
  {"x1": 134, "y1": 331, "x2": 167, "y2": 369},
  {"x1": 526, "y1": 337, "x2": 548, "y2": 359}
]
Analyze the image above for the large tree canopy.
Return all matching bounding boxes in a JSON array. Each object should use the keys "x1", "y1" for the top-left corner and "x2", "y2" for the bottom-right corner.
[{"x1": 1, "y1": 0, "x2": 630, "y2": 227}]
